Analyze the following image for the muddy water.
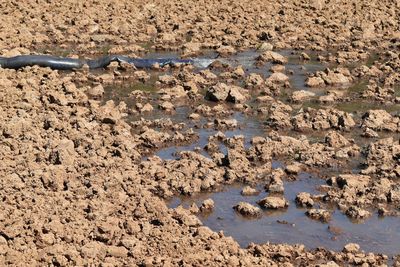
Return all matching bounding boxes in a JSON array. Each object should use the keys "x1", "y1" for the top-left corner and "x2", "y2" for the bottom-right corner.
[
  {"x1": 156, "y1": 112, "x2": 266, "y2": 159},
  {"x1": 168, "y1": 172, "x2": 400, "y2": 256},
  {"x1": 103, "y1": 50, "x2": 400, "y2": 256}
]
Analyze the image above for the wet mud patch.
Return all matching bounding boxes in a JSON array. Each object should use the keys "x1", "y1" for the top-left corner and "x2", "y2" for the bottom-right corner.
[
  {"x1": 168, "y1": 172, "x2": 400, "y2": 256},
  {"x1": 95, "y1": 48, "x2": 400, "y2": 258}
]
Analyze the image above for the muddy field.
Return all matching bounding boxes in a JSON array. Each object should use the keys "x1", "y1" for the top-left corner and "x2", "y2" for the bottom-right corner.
[{"x1": 1, "y1": 1, "x2": 400, "y2": 266}]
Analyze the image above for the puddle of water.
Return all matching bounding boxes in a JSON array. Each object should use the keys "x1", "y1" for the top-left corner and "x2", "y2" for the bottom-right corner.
[
  {"x1": 156, "y1": 112, "x2": 266, "y2": 159},
  {"x1": 168, "y1": 172, "x2": 400, "y2": 256},
  {"x1": 98, "y1": 48, "x2": 400, "y2": 256}
]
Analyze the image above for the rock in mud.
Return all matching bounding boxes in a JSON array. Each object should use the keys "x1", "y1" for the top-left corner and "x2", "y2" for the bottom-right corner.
[
  {"x1": 345, "y1": 206, "x2": 370, "y2": 219},
  {"x1": 159, "y1": 101, "x2": 175, "y2": 111},
  {"x1": 300, "y1": 52, "x2": 310, "y2": 60},
  {"x1": 290, "y1": 90, "x2": 315, "y2": 103},
  {"x1": 295, "y1": 192, "x2": 314, "y2": 207},
  {"x1": 265, "y1": 168, "x2": 285, "y2": 194},
  {"x1": 159, "y1": 85, "x2": 187, "y2": 99},
  {"x1": 232, "y1": 66, "x2": 245, "y2": 77},
  {"x1": 206, "y1": 83, "x2": 230, "y2": 102},
  {"x1": 318, "y1": 262, "x2": 340, "y2": 267},
  {"x1": 257, "y1": 51, "x2": 288, "y2": 64},
  {"x1": 362, "y1": 82, "x2": 395, "y2": 101},
  {"x1": 217, "y1": 45, "x2": 236, "y2": 56},
  {"x1": 343, "y1": 243, "x2": 360, "y2": 253},
  {"x1": 306, "y1": 68, "x2": 352, "y2": 87},
  {"x1": 134, "y1": 70, "x2": 150, "y2": 82},
  {"x1": 107, "y1": 246, "x2": 128, "y2": 258},
  {"x1": 291, "y1": 108, "x2": 356, "y2": 131},
  {"x1": 324, "y1": 131, "x2": 350, "y2": 148},
  {"x1": 306, "y1": 76, "x2": 325, "y2": 87},
  {"x1": 257, "y1": 196, "x2": 289, "y2": 209},
  {"x1": 258, "y1": 42, "x2": 273, "y2": 51},
  {"x1": 361, "y1": 109, "x2": 400, "y2": 132},
  {"x1": 182, "y1": 42, "x2": 202, "y2": 57},
  {"x1": 336, "y1": 174, "x2": 370, "y2": 189},
  {"x1": 305, "y1": 209, "x2": 331, "y2": 222},
  {"x1": 266, "y1": 72, "x2": 289, "y2": 84},
  {"x1": 189, "y1": 203, "x2": 200, "y2": 214},
  {"x1": 361, "y1": 137, "x2": 400, "y2": 178},
  {"x1": 245, "y1": 73, "x2": 264, "y2": 87},
  {"x1": 285, "y1": 163, "x2": 303, "y2": 175},
  {"x1": 318, "y1": 90, "x2": 345, "y2": 104},
  {"x1": 269, "y1": 64, "x2": 285, "y2": 73},
  {"x1": 241, "y1": 186, "x2": 259, "y2": 196},
  {"x1": 200, "y1": 199, "x2": 215, "y2": 212},
  {"x1": 227, "y1": 86, "x2": 248, "y2": 103},
  {"x1": 214, "y1": 119, "x2": 238, "y2": 129},
  {"x1": 361, "y1": 127, "x2": 379, "y2": 138},
  {"x1": 233, "y1": 202, "x2": 262, "y2": 217},
  {"x1": 188, "y1": 113, "x2": 201, "y2": 120},
  {"x1": 140, "y1": 103, "x2": 154, "y2": 113},
  {"x1": 265, "y1": 100, "x2": 293, "y2": 128}
]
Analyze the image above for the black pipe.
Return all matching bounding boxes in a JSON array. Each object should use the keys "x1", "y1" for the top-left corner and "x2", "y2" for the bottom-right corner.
[{"x1": 0, "y1": 55, "x2": 194, "y2": 70}]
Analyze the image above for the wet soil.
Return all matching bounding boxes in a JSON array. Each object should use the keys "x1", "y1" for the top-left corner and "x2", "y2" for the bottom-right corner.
[
  {"x1": 169, "y1": 172, "x2": 400, "y2": 256},
  {"x1": 2, "y1": 1, "x2": 400, "y2": 266},
  {"x1": 102, "y1": 50, "x2": 400, "y2": 257}
]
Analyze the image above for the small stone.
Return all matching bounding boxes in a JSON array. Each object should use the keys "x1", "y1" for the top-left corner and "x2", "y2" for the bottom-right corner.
[
  {"x1": 361, "y1": 128, "x2": 379, "y2": 138},
  {"x1": 256, "y1": 95, "x2": 274, "y2": 102},
  {"x1": 134, "y1": 70, "x2": 150, "y2": 81},
  {"x1": 206, "y1": 83, "x2": 230, "y2": 102},
  {"x1": 159, "y1": 101, "x2": 175, "y2": 111},
  {"x1": 343, "y1": 243, "x2": 360, "y2": 253},
  {"x1": 324, "y1": 131, "x2": 350, "y2": 148},
  {"x1": 265, "y1": 169, "x2": 285, "y2": 193},
  {"x1": 258, "y1": 51, "x2": 288, "y2": 64},
  {"x1": 345, "y1": 206, "x2": 370, "y2": 219},
  {"x1": 227, "y1": 86, "x2": 246, "y2": 103},
  {"x1": 257, "y1": 196, "x2": 289, "y2": 209},
  {"x1": 51, "y1": 138, "x2": 75, "y2": 166},
  {"x1": 214, "y1": 119, "x2": 238, "y2": 129},
  {"x1": 245, "y1": 73, "x2": 264, "y2": 88},
  {"x1": 241, "y1": 186, "x2": 259, "y2": 196},
  {"x1": 258, "y1": 42, "x2": 274, "y2": 51},
  {"x1": 217, "y1": 45, "x2": 236, "y2": 56},
  {"x1": 140, "y1": 103, "x2": 153, "y2": 113},
  {"x1": 233, "y1": 202, "x2": 262, "y2": 217},
  {"x1": 188, "y1": 113, "x2": 201, "y2": 120},
  {"x1": 300, "y1": 52, "x2": 311, "y2": 60},
  {"x1": 81, "y1": 241, "x2": 105, "y2": 259},
  {"x1": 269, "y1": 65, "x2": 286, "y2": 73},
  {"x1": 233, "y1": 66, "x2": 245, "y2": 77},
  {"x1": 285, "y1": 163, "x2": 302, "y2": 174},
  {"x1": 200, "y1": 199, "x2": 215, "y2": 212},
  {"x1": 189, "y1": 203, "x2": 200, "y2": 214},
  {"x1": 295, "y1": 192, "x2": 314, "y2": 207},
  {"x1": 267, "y1": 72, "x2": 289, "y2": 83},
  {"x1": 336, "y1": 174, "x2": 370, "y2": 189},
  {"x1": 290, "y1": 90, "x2": 315, "y2": 103},
  {"x1": 306, "y1": 76, "x2": 325, "y2": 87},
  {"x1": 306, "y1": 209, "x2": 331, "y2": 222}
]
